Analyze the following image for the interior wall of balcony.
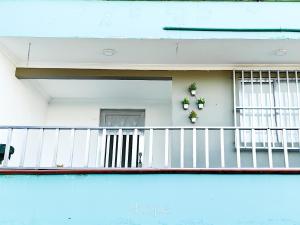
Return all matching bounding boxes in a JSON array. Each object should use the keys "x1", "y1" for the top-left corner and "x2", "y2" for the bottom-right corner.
[{"x1": 0, "y1": 51, "x2": 48, "y2": 126}]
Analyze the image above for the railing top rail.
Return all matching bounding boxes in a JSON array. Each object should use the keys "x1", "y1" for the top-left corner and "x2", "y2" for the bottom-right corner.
[{"x1": 0, "y1": 125, "x2": 300, "y2": 130}]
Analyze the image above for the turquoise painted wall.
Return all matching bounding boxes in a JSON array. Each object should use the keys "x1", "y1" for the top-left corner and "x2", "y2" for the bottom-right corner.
[
  {"x1": 0, "y1": 174, "x2": 299, "y2": 225},
  {"x1": 1, "y1": 1, "x2": 300, "y2": 39}
]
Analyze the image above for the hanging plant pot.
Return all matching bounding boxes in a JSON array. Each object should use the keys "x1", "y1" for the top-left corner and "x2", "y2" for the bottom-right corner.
[
  {"x1": 189, "y1": 111, "x2": 198, "y2": 124},
  {"x1": 181, "y1": 98, "x2": 190, "y2": 110},
  {"x1": 198, "y1": 103, "x2": 204, "y2": 109},
  {"x1": 190, "y1": 90, "x2": 196, "y2": 96},
  {"x1": 190, "y1": 117, "x2": 197, "y2": 123}
]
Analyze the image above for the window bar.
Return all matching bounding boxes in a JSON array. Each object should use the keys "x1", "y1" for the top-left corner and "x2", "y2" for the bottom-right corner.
[
  {"x1": 250, "y1": 70, "x2": 255, "y2": 128},
  {"x1": 233, "y1": 71, "x2": 237, "y2": 126},
  {"x1": 180, "y1": 128, "x2": 184, "y2": 168},
  {"x1": 286, "y1": 71, "x2": 294, "y2": 148},
  {"x1": 236, "y1": 128, "x2": 241, "y2": 168},
  {"x1": 251, "y1": 128, "x2": 257, "y2": 168},
  {"x1": 69, "y1": 129, "x2": 75, "y2": 167},
  {"x1": 192, "y1": 128, "x2": 197, "y2": 168},
  {"x1": 52, "y1": 128, "x2": 60, "y2": 167},
  {"x1": 116, "y1": 129, "x2": 123, "y2": 168},
  {"x1": 125, "y1": 134, "x2": 129, "y2": 168},
  {"x1": 259, "y1": 71, "x2": 266, "y2": 147},
  {"x1": 268, "y1": 71, "x2": 275, "y2": 147},
  {"x1": 297, "y1": 71, "x2": 300, "y2": 149},
  {"x1": 148, "y1": 129, "x2": 153, "y2": 167},
  {"x1": 105, "y1": 134, "x2": 111, "y2": 168},
  {"x1": 2, "y1": 128, "x2": 12, "y2": 167},
  {"x1": 99, "y1": 129, "x2": 106, "y2": 167},
  {"x1": 35, "y1": 128, "x2": 44, "y2": 168},
  {"x1": 132, "y1": 129, "x2": 138, "y2": 168},
  {"x1": 84, "y1": 129, "x2": 91, "y2": 168},
  {"x1": 19, "y1": 129, "x2": 28, "y2": 168},
  {"x1": 220, "y1": 128, "x2": 225, "y2": 168},
  {"x1": 267, "y1": 129, "x2": 273, "y2": 168},
  {"x1": 111, "y1": 134, "x2": 117, "y2": 168},
  {"x1": 241, "y1": 71, "x2": 246, "y2": 147},
  {"x1": 277, "y1": 71, "x2": 283, "y2": 127},
  {"x1": 95, "y1": 129, "x2": 102, "y2": 167},
  {"x1": 164, "y1": 128, "x2": 169, "y2": 168},
  {"x1": 282, "y1": 129, "x2": 289, "y2": 168},
  {"x1": 205, "y1": 128, "x2": 209, "y2": 168}
]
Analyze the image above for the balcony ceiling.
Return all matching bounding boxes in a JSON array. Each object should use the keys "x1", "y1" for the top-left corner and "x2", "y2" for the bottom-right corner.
[{"x1": 1, "y1": 37, "x2": 300, "y2": 70}]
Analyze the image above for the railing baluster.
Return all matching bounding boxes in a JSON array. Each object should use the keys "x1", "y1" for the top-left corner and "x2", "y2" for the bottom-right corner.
[
  {"x1": 283, "y1": 129, "x2": 289, "y2": 168},
  {"x1": 84, "y1": 129, "x2": 91, "y2": 168},
  {"x1": 69, "y1": 129, "x2": 75, "y2": 167},
  {"x1": 138, "y1": 133, "x2": 145, "y2": 168},
  {"x1": 52, "y1": 128, "x2": 60, "y2": 167},
  {"x1": 111, "y1": 134, "x2": 117, "y2": 168},
  {"x1": 205, "y1": 128, "x2": 209, "y2": 168},
  {"x1": 236, "y1": 128, "x2": 241, "y2": 168},
  {"x1": 35, "y1": 128, "x2": 44, "y2": 168},
  {"x1": 220, "y1": 128, "x2": 225, "y2": 168},
  {"x1": 105, "y1": 135, "x2": 111, "y2": 168},
  {"x1": 117, "y1": 129, "x2": 123, "y2": 168},
  {"x1": 251, "y1": 128, "x2": 257, "y2": 168},
  {"x1": 132, "y1": 129, "x2": 138, "y2": 168},
  {"x1": 148, "y1": 129, "x2": 153, "y2": 167},
  {"x1": 125, "y1": 134, "x2": 129, "y2": 168},
  {"x1": 95, "y1": 129, "x2": 102, "y2": 167},
  {"x1": 2, "y1": 128, "x2": 12, "y2": 167},
  {"x1": 19, "y1": 129, "x2": 28, "y2": 168},
  {"x1": 100, "y1": 129, "x2": 106, "y2": 167},
  {"x1": 180, "y1": 128, "x2": 184, "y2": 168},
  {"x1": 164, "y1": 128, "x2": 169, "y2": 168},
  {"x1": 267, "y1": 129, "x2": 273, "y2": 168},
  {"x1": 192, "y1": 128, "x2": 197, "y2": 168}
]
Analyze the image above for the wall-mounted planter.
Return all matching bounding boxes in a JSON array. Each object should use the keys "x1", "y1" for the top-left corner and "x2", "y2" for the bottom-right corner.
[
  {"x1": 190, "y1": 117, "x2": 197, "y2": 123},
  {"x1": 198, "y1": 103, "x2": 204, "y2": 109},
  {"x1": 183, "y1": 104, "x2": 189, "y2": 110},
  {"x1": 190, "y1": 90, "x2": 196, "y2": 96}
]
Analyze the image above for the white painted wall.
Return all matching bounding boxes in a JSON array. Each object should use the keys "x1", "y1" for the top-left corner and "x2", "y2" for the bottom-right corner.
[{"x1": 0, "y1": 51, "x2": 48, "y2": 125}]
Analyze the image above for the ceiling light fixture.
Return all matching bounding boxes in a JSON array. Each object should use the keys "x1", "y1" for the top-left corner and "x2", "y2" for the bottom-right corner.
[{"x1": 102, "y1": 48, "x2": 116, "y2": 56}]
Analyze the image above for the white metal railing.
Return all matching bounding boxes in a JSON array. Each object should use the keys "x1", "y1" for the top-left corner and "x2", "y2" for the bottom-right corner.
[{"x1": 0, "y1": 126, "x2": 300, "y2": 169}]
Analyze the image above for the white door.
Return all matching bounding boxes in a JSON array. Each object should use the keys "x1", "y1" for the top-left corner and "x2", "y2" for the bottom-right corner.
[{"x1": 100, "y1": 109, "x2": 145, "y2": 168}]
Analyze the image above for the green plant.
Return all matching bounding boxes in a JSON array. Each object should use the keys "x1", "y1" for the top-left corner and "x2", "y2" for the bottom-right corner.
[
  {"x1": 182, "y1": 97, "x2": 190, "y2": 104},
  {"x1": 197, "y1": 97, "x2": 206, "y2": 105},
  {"x1": 189, "y1": 110, "x2": 198, "y2": 119},
  {"x1": 188, "y1": 82, "x2": 197, "y2": 91}
]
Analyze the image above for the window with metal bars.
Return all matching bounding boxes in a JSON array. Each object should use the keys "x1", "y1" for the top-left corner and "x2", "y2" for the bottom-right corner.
[{"x1": 234, "y1": 70, "x2": 300, "y2": 150}]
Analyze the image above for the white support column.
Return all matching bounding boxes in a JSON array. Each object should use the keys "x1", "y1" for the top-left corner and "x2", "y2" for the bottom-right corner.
[
  {"x1": 164, "y1": 128, "x2": 169, "y2": 168},
  {"x1": 282, "y1": 129, "x2": 289, "y2": 168},
  {"x1": 236, "y1": 128, "x2": 241, "y2": 168},
  {"x1": 192, "y1": 128, "x2": 197, "y2": 168},
  {"x1": 267, "y1": 129, "x2": 273, "y2": 168},
  {"x1": 116, "y1": 129, "x2": 123, "y2": 168},
  {"x1": 2, "y1": 128, "x2": 12, "y2": 167},
  {"x1": 251, "y1": 129, "x2": 257, "y2": 168},
  {"x1": 148, "y1": 129, "x2": 153, "y2": 168},
  {"x1": 84, "y1": 129, "x2": 91, "y2": 168},
  {"x1": 125, "y1": 134, "x2": 129, "y2": 168},
  {"x1": 52, "y1": 128, "x2": 60, "y2": 167},
  {"x1": 205, "y1": 128, "x2": 209, "y2": 168},
  {"x1": 100, "y1": 129, "x2": 107, "y2": 168},
  {"x1": 19, "y1": 129, "x2": 28, "y2": 168},
  {"x1": 35, "y1": 128, "x2": 44, "y2": 168},
  {"x1": 180, "y1": 128, "x2": 184, "y2": 168},
  {"x1": 220, "y1": 128, "x2": 225, "y2": 168},
  {"x1": 132, "y1": 129, "x2": 138, "y2": 168},
  {"x1": 95, "y1": 129, "x2": 102, "y2": 167},
  {"x1": 69, "y1": 129, "x2": 75, "y2": 167}
]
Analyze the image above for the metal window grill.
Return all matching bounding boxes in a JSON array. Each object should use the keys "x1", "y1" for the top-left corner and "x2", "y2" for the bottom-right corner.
[{"x1": 233, "y1": 70, "x2": 300, "y2": 150}]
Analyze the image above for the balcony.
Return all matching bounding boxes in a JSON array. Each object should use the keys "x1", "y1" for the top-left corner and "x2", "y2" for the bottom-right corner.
[{"x1": 1, "y1": 126, "x2": 300, "y2": 172}]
